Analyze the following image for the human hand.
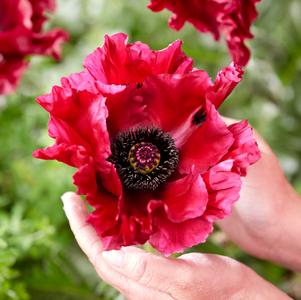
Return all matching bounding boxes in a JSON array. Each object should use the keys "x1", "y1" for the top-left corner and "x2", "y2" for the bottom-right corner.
[
  {"x1": 61, "y1": 192, "x2": 291, "y2": 300},
  {"x1": 218, "y1": 118, "x2": 301, "y2": 271}
]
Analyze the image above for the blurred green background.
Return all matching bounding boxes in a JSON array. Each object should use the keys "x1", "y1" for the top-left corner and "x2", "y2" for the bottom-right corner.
[{"x1": 1, "y1": 0, "x2": 301, "y2": 299}]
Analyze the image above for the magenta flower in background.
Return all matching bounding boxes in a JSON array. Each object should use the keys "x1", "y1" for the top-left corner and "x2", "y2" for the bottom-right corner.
[
  {"x1": 0, "y1": 0, "x2": 68, "y2": 95},
  {"x1": 34, "y1": 33, "x2": 260, "y2": 255},
  {"x1": 148, "y1": 0, "x2": 261, "y2": 66}
]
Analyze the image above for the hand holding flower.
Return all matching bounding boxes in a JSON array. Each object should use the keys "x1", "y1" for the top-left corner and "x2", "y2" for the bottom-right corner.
[{"x1": 61, "y1": 191, "x2": 291, "y2": 300}]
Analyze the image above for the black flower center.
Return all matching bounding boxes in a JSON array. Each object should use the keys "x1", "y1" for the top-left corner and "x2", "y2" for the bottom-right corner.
[{"x1": 109, "y1": 127, "x2": 179, "y2": 191}]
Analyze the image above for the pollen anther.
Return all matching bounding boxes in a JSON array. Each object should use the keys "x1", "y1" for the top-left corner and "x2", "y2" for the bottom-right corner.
[{"x1": 128, "y1": 142, "x2": 161, "y2": 174}]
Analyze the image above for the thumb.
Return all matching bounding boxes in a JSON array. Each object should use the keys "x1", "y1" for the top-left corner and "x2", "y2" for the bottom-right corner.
[{"x1": 101, "y1": 247, "x2": 185, "y2": 293}]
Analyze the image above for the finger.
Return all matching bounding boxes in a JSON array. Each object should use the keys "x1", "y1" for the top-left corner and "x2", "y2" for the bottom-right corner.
[
  {"x1": 95, "y1": 256, "x2": 175, "y2": 300},
  {"x1": 61, "y1": 193, "x2": 173, "y2": 300},
  {"x1": 101, "y1": 248, "x2": 246, "y2": 300},
  {"x1": 61, "y1": 192, "x2": 103, "y2": 266},
  {"x1": 178, "y1": 253, "x2": 247, "y2": 299},
  {"x1": 101, "y1": 246, "x2": 195, "y2": 296}
]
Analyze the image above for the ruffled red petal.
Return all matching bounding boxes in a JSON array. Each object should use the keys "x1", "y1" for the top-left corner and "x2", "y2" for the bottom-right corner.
[
  {"x1": 73, "y1": 163, "x2": 98, "y2": 196},
  {"x1": 202, "y1": 160, "x2": 242, "y2": 222},
  {"x1": 83, "y1": 33, "x2": 193, "y2": 85},
  {"x1": 105, "y1": 85, "x2": 149, "y2": 137},
  {"x1": 29, "y1": 0, "x2": 56, "y2": 32},
  {"x1": 38, "y1": 87, "x2": 111, "y2": 164},
  {"x1": 140, "y1": 71, "x2": 212, "y2": 133},
  {"x1": 206, "y1": 63, "x2": 243, "y2": 109},
  {"x1": 61, "y1": 71, "x2": 126, "y2": 96},
  {"x1": 178, "y1": 101, "x2": 234, "y2": 174},
  {"x1": 148, "y1": 0, "x2": 261, "y2": 66},
  {"x1": 0, "y1": 0, "x2": 32, "y2": 31},
  {"x1": 33, "y1": 143, "x2": 90, "y2": 168},
  {"x1": 0, "y1": 59, "x2": 28, "y2": 95},
  {"x1": 0, "y1": 0, "x2": 68, "y2": 95},
  {"x1": 88, "y1": 191, "x2": 153, "y2": 250},
  {"x1": 0, "y1": 28, "x2": 68, "y2": 60},
  {"x1": 73, "y1": 161, "x2": 122, "y2": 206},
  {"x1": 161, "y1": 167, "x2": 208, "y2": 222},
  {"x1": 34, "y1": 88, "x2": 114, "y2": 194},
  {"x1": 47, "y1": 117, "x2": 93, "y2": 154},
  {"x1": 149, "y1": 208, "x2": 213, "y2": 256},
  {"x1": 90, "y1": 214, "x2": 151, "y2": 251},
  {"x1": 223, "y1": 120, "x2": 261, "y2": 176},
  {"x1": 154, "y1": 39, "x2": 193, "y2": 74},
  {"x1": 87, "y1": 201, "x2": 119, "y2": 241}
]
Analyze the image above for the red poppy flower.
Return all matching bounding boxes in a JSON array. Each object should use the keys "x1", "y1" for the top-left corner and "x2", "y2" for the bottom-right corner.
[
  {"x1": 34, "y1": 33, "x2": 260, "y2": 255},
  {"x1": 0, "y1": 0, "x2": 68, "y2": 95},
  {"x1": 148, "y1": 0, "x2": 261, "y2": 66}
]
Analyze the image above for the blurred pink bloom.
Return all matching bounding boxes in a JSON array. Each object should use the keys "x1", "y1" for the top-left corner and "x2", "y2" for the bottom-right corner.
[
  {"x1": 0, "y1": 0, "x2": 68, "y2": 95},
  {"x1": 148, "y1": 0, "x2": 261, "y2": 66}
]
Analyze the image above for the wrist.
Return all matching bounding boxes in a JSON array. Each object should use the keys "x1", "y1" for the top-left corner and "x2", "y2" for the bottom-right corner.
[
  {"x1": 214, "y1": 259, "x2": 290, "y2": 300},
  {"x1": 263, "y1": 191, "x2": 301, "y2": 271},
  {"x1": 236, "y1": 266, "x2": 292, "y2": 300},
  {"x1": 242, "y1": 182, "x2": 301, "y2": 272}
]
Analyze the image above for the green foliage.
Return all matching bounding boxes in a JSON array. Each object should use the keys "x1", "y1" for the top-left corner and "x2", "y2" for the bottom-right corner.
[{"x1": 0, "y1": 0, "x2": 300, "y2": 299}]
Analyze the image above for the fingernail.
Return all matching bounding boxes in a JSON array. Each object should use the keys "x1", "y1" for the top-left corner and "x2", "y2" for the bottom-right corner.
[
  {"x1": 61, "y1": 192, "x2": 86, "y2": 214},
  {"x1": 102, "y1": 250, "x2": 125, "y2": 268},
  {"x1": 61, "y1": 192, "x2": 75, "y2": 203}
]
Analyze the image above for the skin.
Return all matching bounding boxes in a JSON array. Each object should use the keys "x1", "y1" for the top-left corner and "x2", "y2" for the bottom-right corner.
[
  {"x1": 61, "y1": 123, "x2": 301, "y2": 300},
  {"x1": 218, "y1": 118, "x2": 301, "y2": 272}
]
